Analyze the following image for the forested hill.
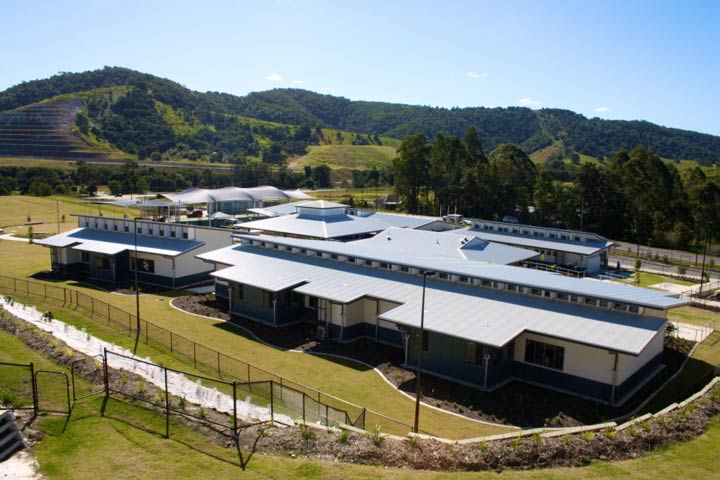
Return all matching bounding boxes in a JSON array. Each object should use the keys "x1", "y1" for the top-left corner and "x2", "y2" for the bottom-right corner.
[
  {"x1": 1, "y1": 67, "x2": 719, "y2": 164},
  {"x1": 236, "y1": 89, "x2": 720, "y2": 164}
]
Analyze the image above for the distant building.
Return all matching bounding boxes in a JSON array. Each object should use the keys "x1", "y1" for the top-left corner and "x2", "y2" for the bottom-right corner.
[
  {"x1": 162, "y1": 186, "x2": 311, "y2": 215},
  {"x1": 198, "y1": 230, "x2": 686, "y2": 405},
  {"x1": 447, "y1": 219, "x2": 614, "y2": 275},
  {"x1": 235, "y1": 200, "x2": 453, "y2": 241},
  {"x1": 36, "y1": 215, "x2": 232, "y2": 288}
]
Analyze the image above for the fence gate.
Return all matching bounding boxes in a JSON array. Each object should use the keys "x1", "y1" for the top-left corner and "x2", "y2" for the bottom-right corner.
[{"x1": 34, "y1": 370, "x2": 71, "y2": 414}]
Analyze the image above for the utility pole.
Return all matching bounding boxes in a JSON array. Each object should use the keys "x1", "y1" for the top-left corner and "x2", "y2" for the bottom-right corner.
[
  {"x1": 55, "y1": 199, "x2": 60, "y2": 234},
  {"x1": 413, "y1": 270, "x2": 436, "y2": 434},
  {"x1": 133, "y1": 218, "x2": 141, "y2": 354}
]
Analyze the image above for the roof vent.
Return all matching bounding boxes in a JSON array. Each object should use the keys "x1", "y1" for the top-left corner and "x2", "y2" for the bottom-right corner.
[{"x1": 386, "y1": 233, "x2": 391, "y2": 240}]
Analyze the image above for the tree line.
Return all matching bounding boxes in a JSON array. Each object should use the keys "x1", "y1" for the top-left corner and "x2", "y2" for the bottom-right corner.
[{"x1": 393, "y1": 127, "x2": 720, "y2": 250}]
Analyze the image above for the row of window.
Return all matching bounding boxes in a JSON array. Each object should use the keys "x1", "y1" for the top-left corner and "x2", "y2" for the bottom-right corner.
[
  {"x1": 247, "y1": 239, "x2": 644, "y2": 315},
  {"x1": 79, "y1": 217, "x2": 189, "y2": 239},
  {"x1": 473, "y1": 221, "x2": 601, "y2": 244}
]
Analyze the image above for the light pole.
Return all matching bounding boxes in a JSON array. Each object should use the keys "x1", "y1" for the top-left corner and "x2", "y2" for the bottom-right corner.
[
  {"x1": 413, "y1": 269, "x2": 436, "y2": 434},
  {"x1": 132, "y1": 218, "x2": 141, "y2": 354},
  {"x1": 699, "y1": 222, "x2": 712, "y2": 296}
]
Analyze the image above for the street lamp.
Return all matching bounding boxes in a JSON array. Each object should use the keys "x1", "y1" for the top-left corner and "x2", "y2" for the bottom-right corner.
[
  {"x1": 132, "y1": 218, "x2": 141, "y2": 353},
  {"x1": 699, "y1": 222, "x2": 713, "y2": 296},
  {"x1": 413, "y1": 269, "x2": 436, "y2": 434}
]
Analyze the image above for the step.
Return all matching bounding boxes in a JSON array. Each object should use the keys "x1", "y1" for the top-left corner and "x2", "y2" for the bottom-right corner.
[{"x1": 0, "y1": 439, "x2": 25, "y2": 462}]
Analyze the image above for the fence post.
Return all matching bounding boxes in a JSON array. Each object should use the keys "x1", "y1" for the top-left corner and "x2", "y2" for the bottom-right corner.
[
  {"x1": 62, "y1": 287, "x2": 66, "y2": 306},
  {"x1": 232, "y1": 380, "x2": 238, "y2": 439},
  {"x1": 13, "y1": 277, "x2": 16, "y2": 292},
  {"x1": 270, "y1": 380, "x2": 274, "y2": 425},
  {"x1": 29, "y1": 362, "x2": 37, "y2": 417},
  {"x1": 107, "y1": 304, "x2": 110, "y2": 321},
  {"x1": 247, "y1": 364, "x2": 251, "y2": 383},
  {"x1": 101, "y1": 348, "x2": 109, "y2": 416},
  {"x1": 170, "y1": 332, "x2": 173, "y2": 353},
  {"x1": 193, "y1": 343, "x2": 197, "y2": 369},
  {"x1": 217, "y1": 351, "x2": 221, "y2": 378},
  {"x1": 43, "y1": 284, "x2": 47, "y2": 298},
  {"x1": 302, "y1": 392, "x2": 306, "y2": 423},
  {"x1": 91, "y1": 297, "x2": 95, "y2": 316},
  {"x1": 144, "y1": 320, "x2": 148, "y2": 344},
  {"x1": 164, "y1": 366, "x2": 170, "y2": 439}
]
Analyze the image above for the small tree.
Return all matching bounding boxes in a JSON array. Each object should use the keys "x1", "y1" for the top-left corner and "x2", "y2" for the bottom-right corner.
[{"x1": 235, "y1": 427, "x2": 269, "y2": 471}]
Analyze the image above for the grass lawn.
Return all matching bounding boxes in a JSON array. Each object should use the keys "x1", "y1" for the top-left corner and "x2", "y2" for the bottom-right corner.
[
  {"x1": 669, "y1": 306, "x2": 718, "y2": 328},
  {"x1": 311, "y1": 187, "x2": 395, "y2": 205},
  {"x1": 289, "y1": 145, "x2": 397, "y2": 171},
  {"x1": 31, "y1": 394, "x2": 720, "y2": 480},
  {"x1": 1, "y1": 321, "x2": 716, "y2": 479},
  {"x1": 620, "y1": 272, "x2": 694, "y2": 289},
  {"x1": 0, "y1": 194, "x2": 138, "y2": 235}
]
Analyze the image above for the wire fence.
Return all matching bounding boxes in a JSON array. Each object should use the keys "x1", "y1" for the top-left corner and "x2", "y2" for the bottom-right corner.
[{"x1": 0, "y1": 274, "x2": 416, "y2": 436}]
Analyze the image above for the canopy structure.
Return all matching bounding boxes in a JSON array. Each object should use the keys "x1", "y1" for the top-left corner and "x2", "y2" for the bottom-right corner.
[
  {"x1": 208, "y1": 211, "x2": 233, "y2": 219},
  {"x1": 162, "y1": 186, "x2": 311, "y2": 207}
]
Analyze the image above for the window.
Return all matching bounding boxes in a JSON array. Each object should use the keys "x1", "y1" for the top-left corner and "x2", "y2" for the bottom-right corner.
[
  {"x1": 94, "y1": 256, "x2": 110, "y2": 270},
  {"x1": 583, "y1": 297, "x2": 598, "y2": 306},
  {"x1": 148, "y1": 227, "x2": 154, "y2": 235},
  {"x1": 525, "y1": 339, "x2": 564, "y2": 370},
  {"x1": 262, "y1": 290, "x2": 273, "y2": 308},
  {"x1": 530, "y1": 288, "x2": 543, "y2": 296},
  {"x1": 364, "y1": 260, "x2": 372, "y2": 266},
  {"x1": 124, "y1": 224, "x2": 129, "y2": 233},
  {"x1": 130, "y1": 257, "x2": 155, "y2": 273},
  {"x1": 379, "y1": 262, "x2": 389, "y2": 269},
  {"x1": 505, "y1": 283, "x2": 520, "y2": 293},
  {"x1": 234, "y1": 284, "x2": 244, "y2": 300},
  {"x1": 80, "y1": 251, "x2": 90, "y2": 263},
  {"x1": 331, "y1": 254, "x2": 338, "y2": 260},
  {"x1": 113, "y1": 224, "x2": 118, "y2": 231},
  {"x1": 481, "y1": 279, "x2": 494, "y2": 288},
  {"x1": 438, "y1": 272, "x2": 449, "y2": 280},
  {"x1": 599, "y1": 299, "x2": 609, "y2": 308},
  {"x1": 613, "y1": 302, "x2": 628, "y2": 311},
  {"x1": 465, "y1": 342, "x2": 482, "y2": 365},
  {"x1": 182, "y1": 228, "x2": 189, "y2": 239},
  {"x1": 421, "y1": 330, "x2": 430, "y2": 352},
  {"x1": 629, "y1": 305, "x2": 640, "y2": 314},
  {"x1": 300, "y1": 249, "x2": 307, "y2": 254},
  {"x1": 400, "y1": 266, "x2": 409, "y2": 273},
  {"x1": 170, "y1": 228, "x2": 176, "y2": 238},
  {"x1": 308, "y1": 296, "x2": 318, "y2": 309}
]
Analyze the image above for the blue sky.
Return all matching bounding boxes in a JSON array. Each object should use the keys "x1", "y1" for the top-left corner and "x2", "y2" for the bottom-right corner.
[{"x1": 2, "y1": 0, "x2": 719, "y2": 135}]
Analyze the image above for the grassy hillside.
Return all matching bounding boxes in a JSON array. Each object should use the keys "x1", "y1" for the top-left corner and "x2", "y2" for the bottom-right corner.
[
  {"x1": 289, "y1": 144, "x2": 396, "y2": 171},
  {"x1": 2, "y1": 67, "x2": 720, "y2": 165}
]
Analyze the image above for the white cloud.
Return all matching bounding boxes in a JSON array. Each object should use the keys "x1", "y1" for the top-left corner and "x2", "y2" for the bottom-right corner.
[
  {"x1": 594, "y1": 106, "x2": 609, "y2": 113},
  {"x1": 466, "y1": 71, "x2": 488, "y2": 79},
  {"x1": 519, "y1": 97, "x2": 541, "y2": 107},
  {"x1": 292, "y1": 80, "x2": 303, "y2": 85},
  {"x1": 265, "y1": 73, "x2": 282, "y2": 82}
]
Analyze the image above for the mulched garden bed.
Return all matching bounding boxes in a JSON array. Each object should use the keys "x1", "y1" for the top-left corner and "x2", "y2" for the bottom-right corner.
[
  {"x1": 3, "y1": 307, "x2": 720, "y2": 473},
  {"x1": 172, "y1": 294, "x2": 696, "y2": 428}
]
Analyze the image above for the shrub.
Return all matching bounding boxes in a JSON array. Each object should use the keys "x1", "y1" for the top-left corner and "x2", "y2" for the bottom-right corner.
[
  {"x1": 337, "y1": 429, "x2": 350, "y2": 444},
  {"x1": 299, "y1": 424, "x2": 316, "y2": 443},
  {"x1": 581, "y1": 431, "x2": 594, "y2": 442},
  {"x1": 367, "y1": 424, "x2": 385, "y2": 447},
  {"x1": 198, "y1": 407, "x2": 207, "y2": 419}
]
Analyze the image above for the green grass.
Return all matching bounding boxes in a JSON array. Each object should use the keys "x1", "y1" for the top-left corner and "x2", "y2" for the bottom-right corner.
[
  {"x1": 3, "y1": 321, "x2": 718, "y2": 479},
  {"x1": 28, "y1": 392, "x2": 720, "y2": 479},
  {"x1": 619, "y1": 272, "x2": 693, "y2": 289},
  {"x1": 289, "y1": 145, "x2": 397, "y2": 171}
]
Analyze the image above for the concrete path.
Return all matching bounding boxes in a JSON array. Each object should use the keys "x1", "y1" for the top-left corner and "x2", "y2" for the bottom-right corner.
[
  {"x1": 0, "y1": 450, "x2": 44, "y2": 479},
  {"x1": 0, "y1": 234, "x2": 30, "y2": 243}
]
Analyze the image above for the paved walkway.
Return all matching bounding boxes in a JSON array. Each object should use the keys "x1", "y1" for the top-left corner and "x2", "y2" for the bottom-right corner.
[{"x1": 0, "y1": 234, "x2": 30, "y2": 243}]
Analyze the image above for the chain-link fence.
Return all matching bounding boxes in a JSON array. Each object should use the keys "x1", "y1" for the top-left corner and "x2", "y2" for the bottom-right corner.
[{"x1": 0, "y1": 275, "x2": 416, "y2": 436}]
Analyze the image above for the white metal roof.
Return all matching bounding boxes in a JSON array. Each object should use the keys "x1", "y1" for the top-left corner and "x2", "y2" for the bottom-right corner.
[
  {"x1": 247, "y1": 203, "x2": 302, "y2": 218},
  {"x1": 201, "y1": 245, "x2": 667, "y2": 355},
  {"x1": 162, "y1": 186, "x2": 310, "y2": 204},
  {"x1": 36, "y1": 228, "x2": 203, "y2": 257},
  {"x1": 351, "y1": 228, "x2": 537, "y2": 264},
  {"x1": 294, "y1": 200, "x2": 347, "y2": 209},
  {"x1": 446, "y1": 228, "x2": 613, "y2": 256},
  {"x1": 221, "y1": 233, "x2": 685, "y2": 310},
  {"x1": 235, "y1": 214, "x2": 390, "y2": 239}
]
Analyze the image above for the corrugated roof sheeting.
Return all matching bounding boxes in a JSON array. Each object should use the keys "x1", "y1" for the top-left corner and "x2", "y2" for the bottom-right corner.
[
  {"x1": 36, "y1": 228, "x2": 203, "y2": 257},
  {"x1": 222, "y1": 234, "x2": 684, "y2": 309},
  {"x1": 352, "y1": 228, "x2": 537, "y2": 264},
  {"x1": 162, "y1": 186, "x2": 310, "y2": 204},
  {"x1": 446, "y1": 228, "x2": 612, "y2": 255},
  {"x1": 236, "y1": 214, "x2": 388, "y2": 239},
  {"x1": 200, "y1": 245, "x2": 666, "y2": 355}
]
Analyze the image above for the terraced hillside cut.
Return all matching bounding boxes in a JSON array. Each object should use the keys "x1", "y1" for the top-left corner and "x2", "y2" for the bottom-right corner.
[{"x1": 0, "y1": 100, "x2": 109, "y2": 160}]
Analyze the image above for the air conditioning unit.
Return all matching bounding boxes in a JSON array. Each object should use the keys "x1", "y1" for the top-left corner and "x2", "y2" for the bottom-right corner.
[{"x1": 317, "y1": 325, "x2": 327, "y2": 339}]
